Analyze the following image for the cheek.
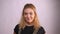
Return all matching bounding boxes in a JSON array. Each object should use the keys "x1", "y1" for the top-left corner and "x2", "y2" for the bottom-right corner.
[
  {"x1": 31, "y1": 15, "x2": 35, "y2": 20},
  {"x1": 24, "y1": 15, "x2": 27, "y2": 19},
  {"x1": 24, "y1": 15, "x2": 35, "y2": 21}
]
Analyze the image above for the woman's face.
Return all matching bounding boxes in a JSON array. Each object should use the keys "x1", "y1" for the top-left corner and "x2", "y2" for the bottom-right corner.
[{"x1": 24, "y1": 8, "x2": 35, "y2": 24}]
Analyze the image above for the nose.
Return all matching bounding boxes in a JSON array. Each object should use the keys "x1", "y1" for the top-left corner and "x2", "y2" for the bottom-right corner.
[{"x1": 27, "y1": 14, "x2": 30, "y2": 18}]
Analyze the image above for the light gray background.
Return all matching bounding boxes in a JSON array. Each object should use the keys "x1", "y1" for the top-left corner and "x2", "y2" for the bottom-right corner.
[{"x1": 0, "y1": 0, "x2": 60, "y2": 34}]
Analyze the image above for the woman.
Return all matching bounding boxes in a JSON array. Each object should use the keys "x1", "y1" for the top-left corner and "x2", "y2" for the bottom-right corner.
[{"x1": 14, "y1": 3, "x2": 45, "y2": 34}]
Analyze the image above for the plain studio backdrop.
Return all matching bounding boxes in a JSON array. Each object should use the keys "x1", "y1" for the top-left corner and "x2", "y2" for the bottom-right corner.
[{"x1": 0, "y1": 0, "x2": 60, "y2": 34}]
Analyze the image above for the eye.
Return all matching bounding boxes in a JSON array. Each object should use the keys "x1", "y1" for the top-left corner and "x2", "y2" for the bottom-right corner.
[
  {"x1": 24, "y1": 13, "x2": 28, "y2": 15},
  {"x1": 30, "y1": 12, "x2": 33, "y2": 15}
]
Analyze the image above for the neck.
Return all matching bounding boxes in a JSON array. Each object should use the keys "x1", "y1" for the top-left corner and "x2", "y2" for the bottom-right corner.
[{"x1": 25, "y1": 22, "x2": 34, "y2": 26}]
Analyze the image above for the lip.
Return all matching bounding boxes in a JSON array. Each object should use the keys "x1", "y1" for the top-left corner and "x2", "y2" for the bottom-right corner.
[
  {"x1": 26, "y1": 18, "x2": 31, "y2": 20},
  {"x1": 26, "y1": 18, "x2": 31, "y2": 21}
]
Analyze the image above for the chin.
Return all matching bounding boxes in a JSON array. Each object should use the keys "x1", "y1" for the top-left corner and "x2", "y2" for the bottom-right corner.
[
  {"x1": 27, "y1": 20, "x2": 32, "y2": 22},
  {"x1": 27, "y1": 21, "x2": 33, "y2": 23},
  {"x1": 26, "y1": 20, "x2": 33, "y2": 23}
]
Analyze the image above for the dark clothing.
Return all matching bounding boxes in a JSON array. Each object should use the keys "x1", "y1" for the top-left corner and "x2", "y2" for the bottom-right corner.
[{"x1": 14, "y1": 24, "x2": 45, "y2": 34}]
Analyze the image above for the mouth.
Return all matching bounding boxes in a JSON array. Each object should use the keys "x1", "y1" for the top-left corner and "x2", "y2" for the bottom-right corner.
[
  {"x1": 26, "y1": 18, "x2": 32, "y2": 21},
  {"x1": 27, "y1": 18, "x2": 31, "y2": 20}
]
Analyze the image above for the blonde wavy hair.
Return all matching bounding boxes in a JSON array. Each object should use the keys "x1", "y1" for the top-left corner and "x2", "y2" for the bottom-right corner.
[{"x1": 18, "y1": 3, "x2": 40, "y2": 34}]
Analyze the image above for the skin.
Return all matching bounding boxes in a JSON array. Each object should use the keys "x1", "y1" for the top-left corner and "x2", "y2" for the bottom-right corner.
[
  {"x1": 14, "y1": 8, "x2": 35, "y2": 34},
  {"x1": 24, "y1": 8, "x2": 35, "y2": 25}
]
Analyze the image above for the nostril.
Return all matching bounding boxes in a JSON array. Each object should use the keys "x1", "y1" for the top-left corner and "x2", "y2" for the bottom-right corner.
[{"x1": 27, "y1": 15, "x2": 30, "y2": 17}]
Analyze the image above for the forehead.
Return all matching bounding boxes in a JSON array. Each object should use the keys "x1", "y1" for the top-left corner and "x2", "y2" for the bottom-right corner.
[{"x1": 24, "y1": 8, "x2": 34, "y2": 13}]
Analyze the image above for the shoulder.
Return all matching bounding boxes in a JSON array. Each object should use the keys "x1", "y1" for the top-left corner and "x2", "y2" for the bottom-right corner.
[
  {"x1": 14, "y1": 24, "x2": 19, "y2": 34},
  {"x1": 37, "y1": 26, "x2": 46, "y2": 34},
  {"x1": 14, "y1": 24, "x2": 19, "y2": 30}
]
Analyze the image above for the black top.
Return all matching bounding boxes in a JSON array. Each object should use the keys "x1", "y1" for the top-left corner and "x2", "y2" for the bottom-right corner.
[{"x1": 14, "y1": 24, "x2": 45, "y2": 34}]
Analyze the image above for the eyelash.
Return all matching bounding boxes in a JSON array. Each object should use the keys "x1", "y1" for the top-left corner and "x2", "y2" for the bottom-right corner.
[
  {"x1": 30, "y1": 13, "x2": 32, "y2": 15},
  {"x1": 24, "y1": 13, "x2": 32, "y2": 15}
]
